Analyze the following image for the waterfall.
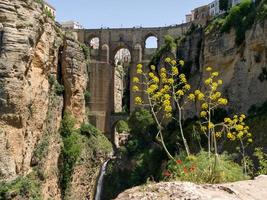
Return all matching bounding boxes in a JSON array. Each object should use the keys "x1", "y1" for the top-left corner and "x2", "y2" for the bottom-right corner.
[{"x1": 95, "y1": 160, "x2": 109, "y2": 200}]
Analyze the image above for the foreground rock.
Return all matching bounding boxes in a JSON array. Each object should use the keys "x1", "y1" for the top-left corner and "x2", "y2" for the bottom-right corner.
[{"x1": 115, "y1": 175, "x2": 267, "y2": 200}]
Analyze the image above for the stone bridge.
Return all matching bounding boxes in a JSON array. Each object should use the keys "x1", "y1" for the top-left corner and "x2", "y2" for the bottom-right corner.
[{"x1": 73, "y1": 23, "x2": 191, "y2": 139}]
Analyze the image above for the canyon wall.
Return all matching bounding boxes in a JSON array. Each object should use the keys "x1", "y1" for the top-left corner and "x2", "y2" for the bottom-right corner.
[
  {"x1": 0, "y1": 1, "x2": 112, "y2": 199},
  {"x1": 178, "y1": 21, "x2": 267, "y2": 116}
]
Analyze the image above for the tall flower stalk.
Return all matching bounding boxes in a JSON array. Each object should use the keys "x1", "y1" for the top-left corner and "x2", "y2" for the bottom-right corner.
[{"x1": 132, "y1": 59, "x2": 192, "y2": 158}]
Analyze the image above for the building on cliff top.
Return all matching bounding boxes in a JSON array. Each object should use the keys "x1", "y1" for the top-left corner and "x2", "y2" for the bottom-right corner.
[
  {"x1": 185, "y1": 5, "x2": 210, "y2": 26},
  {"x1": 44, "y1": 1, "x2": 56, "y2": 18},
  {"x1": 185, "y1": 0, "x2": 256, "y2": 25},
  {"x1": 61, "y1": 21, "x2": 83, "y2": 29}
]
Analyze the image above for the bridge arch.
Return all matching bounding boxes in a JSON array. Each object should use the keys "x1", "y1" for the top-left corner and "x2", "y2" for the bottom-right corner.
[
  {"x1": 111, "y1": 43, "x2": 133, "y2": 65},
  {"x1": 113, "y1": 47, "x2": 132, "y2": 113},
  {"x1": 87, "y1": 35, "x2": 100, "y2": 49},
  {"x1": 144, "y1": 33, "x2": 159, "y2": 49},
  {"x1": 110, "y1": 115, "x2": 129, "y2": 147}
]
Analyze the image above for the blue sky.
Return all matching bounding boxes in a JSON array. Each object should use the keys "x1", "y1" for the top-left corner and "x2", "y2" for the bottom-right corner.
[{"x1": 48, "y1": 0, "x2": 212, "y2": 28}]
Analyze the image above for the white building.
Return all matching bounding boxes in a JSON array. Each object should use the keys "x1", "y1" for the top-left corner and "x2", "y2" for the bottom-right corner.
[
  {"x1": 186, "y1": 14, "x2": 193, "y2": 23},
  {"x1": 44, "y1": 1, "x2": 56, "y2": 17},
  {"x1": 209, "y1": 0, "x2": 223, "y2": 16},
  {"x1": 61, "y1": 21, "x2": 83, "y2": 29}
]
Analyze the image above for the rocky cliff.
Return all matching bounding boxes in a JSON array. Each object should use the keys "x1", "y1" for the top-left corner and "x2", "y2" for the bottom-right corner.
[
  {"x1": 0, "y1": 0, "x2": 111, "y2": 199},
  {"x1": 179, "y1": 20, "x2": 267, "y2": 116}
]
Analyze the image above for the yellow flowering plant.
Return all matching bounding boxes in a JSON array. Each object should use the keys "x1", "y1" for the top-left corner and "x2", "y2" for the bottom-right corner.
[
  {"x1": 193, "y1": 67, "x2": 252, "y2": 173},
  {"x1": 132, "y1": 58, "x2": 193, "y2": 159},
  {"x1": 132, "y1": 61, "x2": 252, "y2": 175}
]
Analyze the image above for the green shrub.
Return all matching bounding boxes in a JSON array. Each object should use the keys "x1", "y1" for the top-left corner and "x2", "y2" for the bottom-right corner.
[
  {"x1": 80, "y1": 122, "x2": 98, "y2": 136},
  {"x1": 80, "y1": 43, "x2": 90, "y2": 60},
  {"x1": 60, "y1": 112, "x2": 76, "y2": 137},
  {"x1": 149, "y1": 35, "x2": 176, "y2": 66},
  {"x1": 254, "y1": 147, "x2": 267, "y2": 175},
  {"x1": 116, "y1": 120, "x2": 130, "y2": 133},
  {"x1": 43, "y1": 9, "x2": 55, "y2": 20},
  {"x1": 32, "y1": 133, "x2": 50, "y2": 164},
  {"x1": 256, "y1": 0, "x2": 267, "y2": 22},
  {"x1": 48, "y1": 74, "x2": 56, "y2": 85},
  {"x1": 205, "y1": 17, "x2": 225, "y2": 34},
  {"x1": 84, "y1": 90, "x2": 91, "y2": 103},
  {"x1": 34, "y1": 0, "x2": 44, "y2": 5},
  {"x1": 128, "y1": 108, "x2": 155, "y2": 137},
  {"x1": 48, "y1": 74, "x2": 65, "y2": 95},
  {"x1": 220, "y1": 0, "x2": 262, "y2": 45},
  {"x1": 164, "y1": 151, "x2": 247, "y2": 183},
  {"x1": 54, "y1": 81, "x2": 64, "y2": 95},
  {"x1": 0, "y1": 173, "x2": 41, "y2": 200},
  {"x1": 80, "y1": 122, "x2": 112, "y2": 156},
  {"x1": 102, "y1": 146, "x2": 164, "y2": 200},
  {"x1": 60, "y1": 113, "x2": 82, "y2": 194}
]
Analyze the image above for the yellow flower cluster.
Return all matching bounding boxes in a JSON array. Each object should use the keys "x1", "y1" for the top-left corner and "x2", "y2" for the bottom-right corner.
[
  {"x1": 146, "y1": 84, "x2": 158, "y2": 94},
  {"x1": 132, "y1": 58, "x2": 189, "y2": 119},
  {"x1": 133, "y1": 77, "x2": 139, "y2": 83},
  {"x1": 137, "y1": 63, "x2": 143, "y2": 74},
  {"x1": 172, "y1": 66, "x2": 179, "y2": 75},
  {"x1": 188, "y1": 93, "x2": 195, "y2": 101},
  {"x1": 224, "y1": 114, "x2": 252, "y2": 142},
  {"x1": 192, "y1": 89, "x2": 205, "y2": 101},
  {"x1": 132, "y1": 85, "x2": 139, "y2": 92},
  {"x1": 165, "y1": 57, "x2": 171, "y2": 63},
  {"x1": 134, "y1": 96, "x2": 142, "y2": 105},
  {"x1": 179, "y1": 60, "x2": 185, "y2": 67}
]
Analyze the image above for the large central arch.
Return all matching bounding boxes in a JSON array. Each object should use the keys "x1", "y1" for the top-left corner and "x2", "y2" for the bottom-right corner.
[
  {"x1": 113, "y1": 47, "x2": 131, "y2": 113},
  {"x1": 74, "y1": 23, "x2": 191, "y2": 138}
]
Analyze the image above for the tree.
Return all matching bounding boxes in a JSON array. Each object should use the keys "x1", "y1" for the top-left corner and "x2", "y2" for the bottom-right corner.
[
  {"x1": 128, "y1": 108, "x2": 155, "y2": 136},
  {"x1": 219, "y1": 0, "x2": 229, "y2": 11}
]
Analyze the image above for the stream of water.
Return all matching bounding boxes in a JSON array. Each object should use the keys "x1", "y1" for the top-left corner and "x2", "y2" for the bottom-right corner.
[{"x1": 94, "y1": 160, "x2": 110, "y2": 200}]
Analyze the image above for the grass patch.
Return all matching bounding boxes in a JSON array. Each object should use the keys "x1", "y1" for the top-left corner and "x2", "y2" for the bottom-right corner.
[
  {"x1": 0, "y1": 173, "x2": 41, "y2": 200},
  {"x1": 165, "y1": 151, "x2": 248, "y2": 184}
]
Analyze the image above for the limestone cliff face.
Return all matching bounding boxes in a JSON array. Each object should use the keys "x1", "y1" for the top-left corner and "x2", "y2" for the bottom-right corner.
[
  {"x1": 62, "y1": 38, "x2": 88, "y2": 125},
  {"x1": 0, "y1": 0, "x2": 88, "y2": 199},
  {"x1": 179, "y1": 21, "x2": 267, "y2": 116},
  {"x1": 203, "y1": 21, "x2": 267, "y2": 113}
]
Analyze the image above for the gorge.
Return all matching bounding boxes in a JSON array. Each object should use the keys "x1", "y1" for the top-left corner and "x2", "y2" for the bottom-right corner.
[{"x1": 0, "y1": 0, "x2": 267, "y2": 200}]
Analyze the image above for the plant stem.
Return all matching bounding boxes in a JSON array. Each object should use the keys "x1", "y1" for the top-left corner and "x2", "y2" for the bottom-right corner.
[
  {"x1": 178, "y1": 104, "x2": 190, "y2": 157},
  {"x1": 240, "y1": 139, "x2": 247, "y2": 175}
]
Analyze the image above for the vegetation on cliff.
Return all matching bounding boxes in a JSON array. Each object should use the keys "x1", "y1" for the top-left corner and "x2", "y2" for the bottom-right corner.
[
  {"x1": 0, "y1": 173, "x2": 41, "y2": 200},
  {"x1": 102, "y1": 108, "x2": 164, "y2": 200},
  {"x1": 59, "y1": 112, "x2": 112, "y2": 198},
  {"x1": 207, "y1": 0, "x2": 267, "y2": 45}
]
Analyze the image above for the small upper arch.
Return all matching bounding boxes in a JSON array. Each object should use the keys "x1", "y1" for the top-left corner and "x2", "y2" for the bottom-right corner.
[
  {"x1": 144, "y1": 33, "x2": 158, "y2": 49},
  {"x1": 87, "y1": 35, "x2": 100, "y2": 49}
]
